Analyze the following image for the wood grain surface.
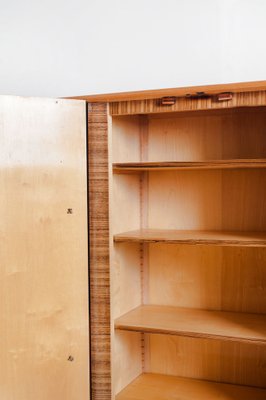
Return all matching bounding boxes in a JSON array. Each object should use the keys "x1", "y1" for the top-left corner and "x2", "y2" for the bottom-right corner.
[
  {"x1": 88, "y1": 85, "x2": 266, "y2": 398},
  {"x1": 115, "y1": 305, "x2": 266, "y2": 345},
  {"x1": 88, "y1": 102, "x2": 111, "y2": 400},
  {"x1": 116, "y1": 373, "x2": 266, "y2": 400},
  {"x1": 113, "y1": 159, "x2": 266, "y2": 172},
  {"x1": 71, "y1": 80, "x2": 266, "y2": 102},
  {"x1": 114, "y1": 229, "x2": 266, "y2": 247},
  {"x1": 110, "y1": 90, "x2": 266, "y2": 115},
  {"x1": 0, "y1": 96, "x2": 89, "y2": 400},
  {"x1": 147, "y1": 335, "x2": 266, "y2": 388}
]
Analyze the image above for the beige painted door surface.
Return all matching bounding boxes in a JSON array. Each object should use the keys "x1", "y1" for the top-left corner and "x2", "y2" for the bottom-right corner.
[{"x1": 0, "y1": 96, "x2": 89, "y2": 400}]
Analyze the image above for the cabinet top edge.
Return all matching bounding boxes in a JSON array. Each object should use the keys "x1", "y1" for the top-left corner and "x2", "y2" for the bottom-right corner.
[{"x1": 67, "y1": 80, "x2": 266, "y2": 103}]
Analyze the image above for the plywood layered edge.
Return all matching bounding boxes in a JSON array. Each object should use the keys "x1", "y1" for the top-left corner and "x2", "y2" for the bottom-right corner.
[
  {"x1": 88, "y1": 102, "x2": 111, "y2": 400},
  {"x1": 116, "y1": 373, "x2": 266, "y2": 400},
  {"x1": 115, "y1": 305, "x2": 266, "y2": 345}
]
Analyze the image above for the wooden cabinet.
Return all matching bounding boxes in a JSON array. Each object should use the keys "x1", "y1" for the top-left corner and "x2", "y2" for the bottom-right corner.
[
  {"x1": 85, "y1": 82, "x2": 266, "y2": 400},
  {"x1": 2, "y1": 82, "x2": 266, "y2": 400}
]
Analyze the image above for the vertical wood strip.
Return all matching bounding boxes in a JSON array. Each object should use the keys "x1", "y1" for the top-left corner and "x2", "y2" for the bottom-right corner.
[
  {"x1": 88, "y1": 103, "x2": 111, "y2": 400},
  {"x1": 139, "y1": 116, "x2": 149, "y2": 305}
]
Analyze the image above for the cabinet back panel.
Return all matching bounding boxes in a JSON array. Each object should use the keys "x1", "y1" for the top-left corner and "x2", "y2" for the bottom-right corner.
[
  {"x1": 148, "y1": 245, "x2": 266, "y2": 313},
  {"x1": 148, "y1": 335, "x2": 266, "y2": 388},
  {"x1": 148, "y1": 170, "x2": 266, "y2": 231},
  {"x1": 113, "y1": 107, "x2": 266, "y2": 163},
  {"x1": 148, "y1": 108, "x2": 266, "y2": 161},
  {"x1": 148, "y1": 112, "x2": 223, "y2": 161}
]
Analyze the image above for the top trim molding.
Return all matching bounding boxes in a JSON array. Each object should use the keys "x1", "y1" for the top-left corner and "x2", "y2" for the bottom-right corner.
[{"x1": 69, "y1": 80, "x2": 266, "y2": 103}]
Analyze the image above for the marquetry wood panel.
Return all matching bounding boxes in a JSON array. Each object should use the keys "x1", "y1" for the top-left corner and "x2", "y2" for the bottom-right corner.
[
  {"x1": 110, "y1": 90, "x2": 266, "y2": 115},
  {"x1": 88, "y1": 102, "x2": 111, "y2": 400}
]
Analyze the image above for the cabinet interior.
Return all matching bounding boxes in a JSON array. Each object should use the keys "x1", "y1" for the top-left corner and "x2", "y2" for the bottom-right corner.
[{"x1": 109, "y1": 106, "x2": 266, "y2": 398}]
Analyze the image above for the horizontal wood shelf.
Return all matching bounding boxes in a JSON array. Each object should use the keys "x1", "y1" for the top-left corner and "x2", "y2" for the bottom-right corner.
[
  {"x1": 116, "y1": 373, "x2": 266, "y2": 400},
  {"x1": 113, "y1": 159, "x2": 266, "y2": 173},
  {"x1": 114, "y1": 229, "x2": 266, "y2": 247},
  {"x1": 115, "y1": 305, "x2": 266, "y2": 345}
]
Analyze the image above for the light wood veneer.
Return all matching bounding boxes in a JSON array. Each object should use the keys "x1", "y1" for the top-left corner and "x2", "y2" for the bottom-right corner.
[
  {"x1": 113, "y1": 159, "x2": 266, "y2": 173},
  {"x1": 88, "y1": 84, "x2": 266, "y2": 399},
  {"x1": 114, "y1": 229, "x2": 266, "y2": 247},
  {"x1": 115, "y1": 305, "x2": 266, "y2": 345},
  {"x1": 116, "y1": 373, "x2": 266, "y2": 400}
]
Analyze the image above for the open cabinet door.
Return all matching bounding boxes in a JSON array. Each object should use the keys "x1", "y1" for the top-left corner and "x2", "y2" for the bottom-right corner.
[{"x1": 0, "y1": 96, "x2": 89, "y2": 400}]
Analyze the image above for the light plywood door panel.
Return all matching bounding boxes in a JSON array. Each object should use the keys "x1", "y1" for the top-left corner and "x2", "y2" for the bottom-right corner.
[{"x1": 0, "y1": 96, "x2": 89, "y2": 400}]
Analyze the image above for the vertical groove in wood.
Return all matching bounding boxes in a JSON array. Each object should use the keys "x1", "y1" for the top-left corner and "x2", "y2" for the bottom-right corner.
[
  {"x1": 88, "y1": 102, "x2": 111, "y2": 400},
  {"x1": 139, "y1": 116, "x2": 149, "y2": 372},
  {"x1": 139, "y1": 117, "x2": 149, "y2": 305}
]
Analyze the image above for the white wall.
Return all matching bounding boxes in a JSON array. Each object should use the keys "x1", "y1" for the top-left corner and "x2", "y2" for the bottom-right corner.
[{"x1": 0, "y1": 0, "x2": 265, "y2": 98}]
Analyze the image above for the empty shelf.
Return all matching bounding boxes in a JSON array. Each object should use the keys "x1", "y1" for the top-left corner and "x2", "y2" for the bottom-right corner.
[
  {"x1": 114, "y1": 229, "x2": 266, "y2": 247},
  {"x1": 115, "y1": 305, "x2": 266, "y2": 345},
  {"x1": 116, "y1": 373, "x2": 266, "y2": 400},
  {"x1": 113, "y1": 159, "x2": 266, "y2": 173}
]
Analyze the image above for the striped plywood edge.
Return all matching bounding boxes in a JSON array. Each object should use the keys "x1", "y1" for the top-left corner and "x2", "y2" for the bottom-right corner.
[
  {"x1": 88, "y1": 102, "x2": 111, "y2": 400},
  {"x1": 109, "y1": 90, "x2": 266, "y2": 115}
]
